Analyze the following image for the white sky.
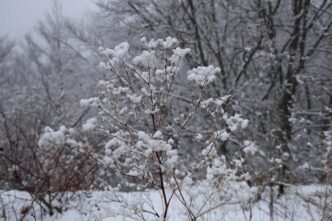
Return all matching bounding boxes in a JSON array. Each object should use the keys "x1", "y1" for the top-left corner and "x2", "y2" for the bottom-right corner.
[{"x1": 0, "y1": 0, "x2": 97, "y2": 38}]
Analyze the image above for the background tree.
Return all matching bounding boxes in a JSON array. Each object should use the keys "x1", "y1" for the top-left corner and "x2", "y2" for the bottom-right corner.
[{"x1": 92, "y1": 0, "x2": 332, "y2": 190}]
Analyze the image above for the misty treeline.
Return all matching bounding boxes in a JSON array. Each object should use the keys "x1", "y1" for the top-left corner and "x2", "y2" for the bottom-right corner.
[{"x1": 0, "y1": 0, "x2": 331, "y2": 217}]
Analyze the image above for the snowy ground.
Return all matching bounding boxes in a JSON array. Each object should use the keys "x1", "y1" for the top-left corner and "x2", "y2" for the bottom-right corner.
[{"x1": 0, "y1": 185, "x2": 331, "y2": 221}]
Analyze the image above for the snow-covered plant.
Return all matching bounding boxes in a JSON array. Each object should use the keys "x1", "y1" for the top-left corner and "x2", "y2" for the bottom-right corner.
[
  {"x1": 80, "y1": 37, "x2": 253, "y2": 220},
  {"x1": 0, "y1": 113, "x2": 99, "y2": 217}
]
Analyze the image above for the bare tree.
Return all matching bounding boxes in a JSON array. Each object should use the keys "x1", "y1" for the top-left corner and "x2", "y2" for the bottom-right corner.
[{"x1": 93, "y1": 0, "x2": 332, "y2": 190}]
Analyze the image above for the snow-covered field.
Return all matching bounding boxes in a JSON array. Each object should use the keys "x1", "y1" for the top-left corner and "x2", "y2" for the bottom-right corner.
[{"x1": 1, "y1": 185, "x2": 331, "y2": 221}]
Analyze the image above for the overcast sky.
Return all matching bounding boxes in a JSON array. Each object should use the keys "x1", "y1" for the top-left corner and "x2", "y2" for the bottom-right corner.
[{"x1": 0, "y1": 0, "x2": 96, "y2": 38}]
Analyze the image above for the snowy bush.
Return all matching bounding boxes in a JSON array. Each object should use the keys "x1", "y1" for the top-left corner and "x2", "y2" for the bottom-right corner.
[
  {"x1": 0, "y1": 116, "x2": 99, "y2": 216},
  {"x1": 77, "y1": 37, "x2": 254, "y2": 220}
]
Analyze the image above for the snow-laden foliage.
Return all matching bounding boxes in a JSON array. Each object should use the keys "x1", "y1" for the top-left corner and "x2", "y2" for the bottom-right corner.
[
  {"x1": 187, "y1": 65, "x2": 219, "y2": 87},
  {"x1": 60, "y1": 37, "x2": 254, "y2": 219}
]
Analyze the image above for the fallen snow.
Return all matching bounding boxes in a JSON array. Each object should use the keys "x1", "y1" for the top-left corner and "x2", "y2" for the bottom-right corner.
[{"x1": 1, "y1": 185, "x2": 331, "y2": 221}]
